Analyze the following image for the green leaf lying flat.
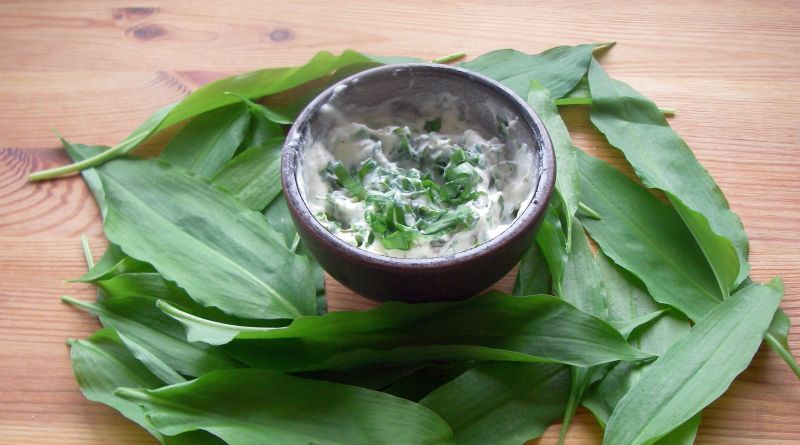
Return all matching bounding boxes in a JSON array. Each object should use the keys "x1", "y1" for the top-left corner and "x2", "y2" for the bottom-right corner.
[
  {"x1": 526, "y1": 82, "x2": 581, "y2": 248},
  {"x1": 210, "y1": 138, "x2": 283, "y2": 212},
  {"x1": 96, "y1": 158, "x2": 316, "y2": 320},
  {"x1": 63, "y1": 296, "x2": 241, "y2": 379},
  {"x1": 69, "y1": 329, "x2": 164, "y2": 438},
  {"x1": 117, "y1": 368, "x2": 456, "y2": 445},
  {"x1": 588, "y1": 59, "x2": 746, "y2": 289},
  {"x1": 31, "y1": 50, "x2": 402, "y2": 180},
  {"x1": 460, "y1": 44, "x2": 597, "y2": 99},
  {"x1": 160, "y1": 292, "x2": 653, "y2": 371},
  {"x1": 512, "y1": 241, "x2": 551, "y2": 296},
  {"x1": 603, "y1": 279, "x2": 783, "y2": 445},
  {"x1": 160, "y1": 103, "x2": 251, "y2": 177},
  {"x1": 577, "y1": 150, "x2": 723, "y2": 322},
  {"x1": 420, "y1": 363, "x2": 570, "y2": 445}
]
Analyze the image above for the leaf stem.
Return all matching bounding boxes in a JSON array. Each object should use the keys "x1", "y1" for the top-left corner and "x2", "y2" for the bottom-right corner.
[
  {"x1": 765, "y1": 333, "x2": 800, "y2": 379},
  {"x1": 432, "y1": 52, "x2": 466, "y2": 64},
  {"x1": 61, "y1": 295, "x2": 97, "y2": 312},
  {"x1": 578, "y1": 202, "x2": 602, "y2": 220},
  {"x1": 555, "y1": 97, "x2": 675, "y2": 116},
  {"x1": 80, "y1": 235, "x2": 94, "y2": 268}
]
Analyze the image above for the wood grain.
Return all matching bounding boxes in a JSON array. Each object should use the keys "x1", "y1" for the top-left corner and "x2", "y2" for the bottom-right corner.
[{"x1": 1, "y1": 0, "x2": 799, "y2": 443}]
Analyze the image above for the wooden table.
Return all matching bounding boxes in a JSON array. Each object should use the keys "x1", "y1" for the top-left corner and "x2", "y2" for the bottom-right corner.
[{"x1": 1, "y1": 1, "x2": 798, "y2": 443}]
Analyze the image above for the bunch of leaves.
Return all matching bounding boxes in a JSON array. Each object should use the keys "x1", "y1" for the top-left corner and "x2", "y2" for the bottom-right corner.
[{"x1": 31, "y1": 42, "x2": 797, "y2": 445}]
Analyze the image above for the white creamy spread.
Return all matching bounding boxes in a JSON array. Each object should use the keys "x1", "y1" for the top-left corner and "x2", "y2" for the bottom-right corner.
[{"x1": 298, "y1": 93, "x2": 536, "y2": 259}]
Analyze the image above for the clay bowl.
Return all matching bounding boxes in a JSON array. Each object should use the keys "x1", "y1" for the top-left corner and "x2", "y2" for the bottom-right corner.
[{"x1": 281, "y1": 63, "x2": 555, "y2": 302}]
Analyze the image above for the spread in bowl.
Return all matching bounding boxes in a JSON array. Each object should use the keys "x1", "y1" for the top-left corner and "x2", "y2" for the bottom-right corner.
[
  {"x1": 282, "y1": 63, "x2": 554, "y2": 302},
  {"x1": 298, "y1": 92, "x2": 536, "y2": 259}
]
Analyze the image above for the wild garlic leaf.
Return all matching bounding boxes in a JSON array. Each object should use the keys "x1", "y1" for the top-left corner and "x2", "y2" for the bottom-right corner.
[
  {"x1": 161, "y1": 103, "x2": 251, "y2": 178},
  {"x1": 69, "y1": 329, "x2": 243, "y2": 445},
  {"x1": 526, "y1": 81, "x2": 581, "y2": 247},
  {"x1": 117, "y1": 368, "x2": 457, "y2": 445},
  {"x1": 210, "y1": 138, "x2": 284, "y2": 211},
  {"x1": 460, "y1": 44, "x2": 597, "y2": 99},
  {"x1": 68, "y1": 328, "x2": 164, "y2": 438},
  {"x1": 78, "y1": 243, "x2": 153, "y2": 283},
  {"x1": 31, "y1": 50, "x2": 409, "y2": 180},
  {"x1": 765, "y1": 308, "x2": 800, "y2": 378},
  {"x1": 263, "y1": 194, "x2": 327, "y2": 314},
  {"x1": 588, "y1": 58, "x2": 746, "y2": 289},
  {"x1": 64, "y1": 296, "x2": 241, "y2": 378},
  {"x1": 159, "y1": 292, "x2": 653, "y2": 371},
  {"x1": 512, "y1": 241, "x2": 551, "y2": 296},
  {"x1": 96, "y1": 158, "x2": 317, "y2": 319},
  {"x1": 603, "y1": 279, "x2": 783, "y2": 445},
  {"x1": 535, "y1": 206, "x2": 568, "y2": 293},
  {"x1": 61, "y1": 138, "x2": 109, "y2": 215},
  {"x1": 576, "y1": 150, "x2": 722, "y2": 321},
  {"x1": 420, "y1": 363, "x2": 571, "y2": 445}
]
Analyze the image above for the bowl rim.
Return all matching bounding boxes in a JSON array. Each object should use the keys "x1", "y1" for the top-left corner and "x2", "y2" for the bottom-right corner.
[{"x1": 281, "y1": 62, "x2": 555, "y2": 270}]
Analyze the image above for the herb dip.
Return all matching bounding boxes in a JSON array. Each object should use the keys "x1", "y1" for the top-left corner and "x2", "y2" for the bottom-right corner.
[{"x1": 298, "y1": 93, "x2": 536, "y2": 259}]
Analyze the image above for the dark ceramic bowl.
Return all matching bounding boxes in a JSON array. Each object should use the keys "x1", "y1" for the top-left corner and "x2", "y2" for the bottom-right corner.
[{"x1": 281, "y1": 63, "x2": 555, "y2": 302}]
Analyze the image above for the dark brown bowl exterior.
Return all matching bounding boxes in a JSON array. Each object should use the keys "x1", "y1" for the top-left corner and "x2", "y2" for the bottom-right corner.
[{"x1": 282, "y1": 63, "x2": 555, "y2": 302}]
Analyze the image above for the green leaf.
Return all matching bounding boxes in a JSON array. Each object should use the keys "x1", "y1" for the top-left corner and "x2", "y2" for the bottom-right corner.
[
  {"x1": 603, "y1": 279, "x2": 783, "y2": 445},
  {"x1": 535, "y1": 207, "x2": 568, "y2": 293},
  {"x1": 561, "y1": 218, "x2": 608, "y2": 318},
  {"x1": 78, "y1": 244, "x2": 153, "y2": 283},
  {"x1": 210, "y1": 138, "x2": 284, "y2": 211},
  {"x1": 117, "y1": 368, "x2": 456, "y2": 445},
  {"x1": 63, "y1": 296, "x2": 241, "y2": 378},
  {"x1": 61, "y1": 138, "x2": 109, "y2": 216},
  {"x1": 513, "y1": 241, "x2": 551, "y2": 296},
  {"x1": 460, "y1": 44, "x2": 597, "y2": 99},
  {"x1": 588, "y1": 58, "x2": 746, "y2": 289},
  {"x1": 96, "y1": 157, "x2": 316, "y2": 319},
  {"x1": 576, "y1": 150, "x2": 722, "y2": 321},
  {"x1": 526, "y1": 81, "x2": 581, "y2": 248},
  {"x1": 30, "y1": 50, "x2": 401, "y2": 180},
  {"x1": 161, "y1": 103, "x2": 250, "y2": 178},
  {"x1": 765, "y1": 308, "x2": 800, "y2": 379},
  {"x1": 420, "y1": 363, "x2": 570, "y2": 445},
  {"x1": 159, "y1": 292, "x2": 653, "y2": 371},
  {"x1": 68, "y1": 329, "x2": 164, "y2": 438}
]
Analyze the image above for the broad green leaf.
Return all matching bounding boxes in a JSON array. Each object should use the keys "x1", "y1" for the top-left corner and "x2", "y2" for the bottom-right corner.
[
  {"x1": 78, "y1": 244, "x2": 153, "y2": 283},
  {"x1": 382, "y1": 363, "x2": 474, "y2": 401},
  {"x1": 513, "y1": 241, "x2": 551, "y2": 296},
  {"x1": 554, "y1": 218, "x2": 609, "y2": 444},
  {"x1": 30, "y1": 50, "x2": 405, "y2": 180},
  {"x1": 420, "y1": 363, "x2": 570, "y2": 445},
  {"x1": 96, "y1": 158, "x2": 316, "y2": 319},
  {"x1": 68, "y1": 329, "x2": 164, "y2": 438},
  {"x1": 603, "y1": 279, "x2": 783, "y2": 445},
  {"x1": 159, "y1": 292, "x2": 653, "y2": 370},
  {"x1": 576, "y1": 150, "x2": 722, "y2": 321},
  {"x1": 535, "y1": 207, "x2": 567, "y2": 293},
  {"x1": 63, "y1": 296, "x2": 241, "y2": 378},
  {"x1": 117, "y1": 368, "x2": 456, "y2": 445},
  {"x1": 561, "y1": 218, "x2": 608, "y2": 318},
  {"x1": 460, "y1": 44, "x2": 597, "y2": 99},
  {"x1": 588, "y1": 59, "x2": 746, "y2": 289},
  {"x1": 62, "y1": 139, "x2": 109, "y2": 215},
  {"x1": 210, "y1": 138, "x2": 283, "y2": 211},
  {"x1": 227, "y1": 93, "x2": 286, "y2": 149},
  {"x1": 527, "y1": 82, "x2": 581, "y2": 247},
  {"x1": 161, "y1": 103, "x2": 250, "y2": 177},
  {"x1": 765, "y1": 308, "x2": 800, "y2": 378},
  {"x1": 263, "y1": 193, "x2": 326, "y2": 314}
]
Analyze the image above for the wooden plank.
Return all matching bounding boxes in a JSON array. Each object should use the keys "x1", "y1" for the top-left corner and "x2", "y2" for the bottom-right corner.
[{"x1": 0, "y1": 0, "x2": 798, "y2": 443}]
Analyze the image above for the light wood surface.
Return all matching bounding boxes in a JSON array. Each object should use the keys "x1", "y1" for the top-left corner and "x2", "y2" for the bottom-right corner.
[{"x1": 1, "y1": 1, "x2": 799, "y2": 443}]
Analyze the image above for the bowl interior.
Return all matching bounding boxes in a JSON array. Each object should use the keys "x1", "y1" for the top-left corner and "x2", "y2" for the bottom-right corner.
[{"x1": 283, "y1": 63, "x2": 554, "y2": 266}]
